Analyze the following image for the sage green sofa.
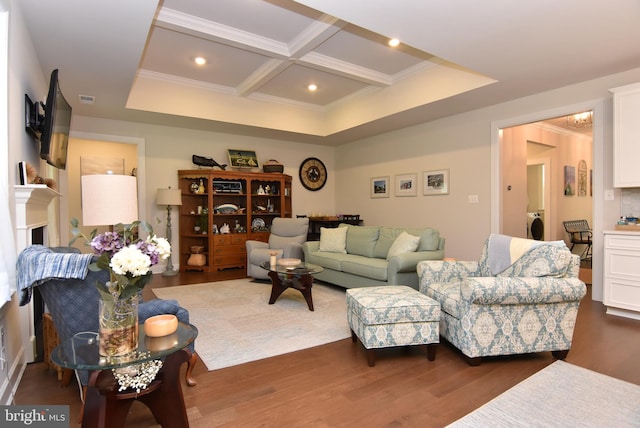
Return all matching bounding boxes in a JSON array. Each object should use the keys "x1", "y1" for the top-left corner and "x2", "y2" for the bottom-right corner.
[{"x1": 302, "y1": 224, "x2": 445, "y2": 289}]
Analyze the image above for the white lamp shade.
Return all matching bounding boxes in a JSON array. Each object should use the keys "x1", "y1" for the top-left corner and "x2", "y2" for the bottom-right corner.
[
  {"x1": 156, "y1": 188, "x2": 182, "y2": 206},
  {"x1": 81, "y1": 174, "x2": 139, "y2": 226}
]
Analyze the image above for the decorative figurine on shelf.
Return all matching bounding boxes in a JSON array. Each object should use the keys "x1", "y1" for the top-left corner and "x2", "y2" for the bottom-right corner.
[
  {"x1": 197, "y1": 179, "x2": 205, "y2": 194},
  {"x1": 190, "y1": 181, "x2": 199, "y2": 194},
  {"x1": 267, "y1": 199, "x2": 274, "y2": 213},
  {"x1": 192, "y1": 154, "x2": 227, "y2": 170},
  {"x1": 257, "y1": 185, "x2": 265, "y2": 195},
  {"x1": 212, "y1": 224, "x2": 219, "y2": 234},
  {"x1": 265, "y1": 185, "x2": 271, "y2": 195},
  {"x1": 220, "y1": 223, "x2": 230, "y2": 234}
]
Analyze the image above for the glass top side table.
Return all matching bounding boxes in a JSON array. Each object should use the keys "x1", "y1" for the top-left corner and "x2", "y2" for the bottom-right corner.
[
  {"x1": 260, "y1": 261, "x2": 324, "y2": 311},
  {"x1": 51, "y1": 322, "x2": 198, "y2": 428},
  {"x1": 51, "y1": 322, "x2": 197, "y2": 370}
]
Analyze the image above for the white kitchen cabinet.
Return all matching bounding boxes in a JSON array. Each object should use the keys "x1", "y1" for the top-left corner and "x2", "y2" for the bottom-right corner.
[
  {"x1": 603, "y1": 231, "x2": 640, "y2": 320},
  {"x1": 610, "y1": 82, "x2": 640, "y2": 187}
]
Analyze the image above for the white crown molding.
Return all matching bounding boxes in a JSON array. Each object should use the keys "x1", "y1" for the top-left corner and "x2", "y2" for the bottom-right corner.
[
  {"x1": 299, "y1": 51, "x2": 392, "y2": 86},
  {"x1": 156, "y1": 7, "x2": 289, "y2": 58},
  {"x1": 288, "y1": 14, "x2": 344, "y2": 57},
  {"x1": 137, "y1": 69, "x2": 238, "y2": 95}
]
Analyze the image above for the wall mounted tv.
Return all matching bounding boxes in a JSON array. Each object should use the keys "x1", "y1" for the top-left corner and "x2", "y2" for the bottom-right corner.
[{"x1": 25, "y1": 69, "x2": 72, "y2": 170}]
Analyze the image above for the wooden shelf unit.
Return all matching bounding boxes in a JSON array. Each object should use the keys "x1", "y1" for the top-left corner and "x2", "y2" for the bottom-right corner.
[{"x1": 178, "y1": 170, "x2": 292, "y2": 278}]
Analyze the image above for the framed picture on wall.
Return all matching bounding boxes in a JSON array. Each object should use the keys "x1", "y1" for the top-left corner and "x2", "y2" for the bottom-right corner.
[
  {"x1": 370, "y1": 176, "x2": 390, "y2": 198},
  {"x1": 564, "y1": 165, "x2": 575, "y2": 196},
  {"x1": 423, "y1": 169, "x2": 449, "y2": 195},
  {"x1": 395, "y1": 173, "x2": 417, "y2": 197},
  {"x1": 228, "y1": 149, "x2": 258, "y2": 169}
]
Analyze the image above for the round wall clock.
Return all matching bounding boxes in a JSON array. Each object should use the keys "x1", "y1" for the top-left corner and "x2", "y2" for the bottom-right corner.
[{"x1": 299, "y1": 157, "x2": 327, "y2": 191}]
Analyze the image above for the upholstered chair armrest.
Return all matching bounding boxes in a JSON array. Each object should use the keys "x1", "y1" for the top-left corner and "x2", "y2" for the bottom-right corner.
[
  {"x1": 246, "y1": 240, "x2": 269, "y2": 253},
  {"x1": 139, "y1": 298, "x2": 185, "y2": 323},
  {"x1": 460, "y1": 276, "x2": 587, "y2": 306},
  {"x1": 283, "y1": 242, "x2": 304, "y2": 260},
  {"x1": 389, "y1": 251, "x2": 444, "y2": 273},
  {"x1": 418, "y1": 260, "x2": 480, "y2": 286}
]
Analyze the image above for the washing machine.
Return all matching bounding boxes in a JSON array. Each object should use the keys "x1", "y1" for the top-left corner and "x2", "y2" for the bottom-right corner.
[{"x1": 527, "y1": 212, "x2": 544, "y2": 240}]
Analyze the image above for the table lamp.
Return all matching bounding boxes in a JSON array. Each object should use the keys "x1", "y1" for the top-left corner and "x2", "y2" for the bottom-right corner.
[
  {"x1": 156, "y1": 187, "x2": 182, "y2": 276},
  {"x1": 81, "y1": 174, "x2": 138, "y2": 227}
]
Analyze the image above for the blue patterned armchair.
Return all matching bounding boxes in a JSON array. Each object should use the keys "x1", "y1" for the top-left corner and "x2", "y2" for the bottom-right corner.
[
  {"x1": 417, "y1": 235, "x2": 586, "y2": 365},
  {"x1": 21, "y1": 247, "x2": 198, "y2": 398}
]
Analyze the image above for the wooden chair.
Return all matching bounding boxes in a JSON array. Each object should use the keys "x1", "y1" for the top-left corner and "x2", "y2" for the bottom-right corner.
[{"x1": 563, "y1": 220, "x2": 592, "y2": 261}]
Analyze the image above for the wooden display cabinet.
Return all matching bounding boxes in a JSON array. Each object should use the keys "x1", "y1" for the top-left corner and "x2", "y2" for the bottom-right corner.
[{"x1": 178, "y1": 170, "x2": 292, "y2": 279}]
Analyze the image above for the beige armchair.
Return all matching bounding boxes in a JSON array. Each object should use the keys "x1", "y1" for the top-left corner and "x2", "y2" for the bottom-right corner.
[{"x1": 246, "y1": 217, "x2": 309, "y2": 279}]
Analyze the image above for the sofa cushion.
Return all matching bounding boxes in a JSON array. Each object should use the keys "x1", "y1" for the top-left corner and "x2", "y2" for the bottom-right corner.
[
  {"x1": 373, "y1": 227, "x2": 400, "y2": 259},
  {"x1": 341, "y1": 256, "x2": 389, "y2": 281},
  {"x1": 305, "y1": 250, "x2": 345, "y2": 271},
  {"x1": 422, "y1": 280, "x2": 461, "y2": 319},
  {"x1": 346, "y1": 225, "x2": 380, "y2": 258},
  {"x1": 386, "y1": 231, "x2": 420, "y2": 260},
  {"x1": 319, "y1": 227, "x2": 347, "y2": 253},
  {"x1": 409, "y1": 228, "x2": 441, "y2": 252}
]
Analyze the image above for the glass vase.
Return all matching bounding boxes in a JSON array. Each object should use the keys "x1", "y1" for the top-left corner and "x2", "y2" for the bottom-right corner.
[{"x1": 98, "y1": 295, "x2": 139, "y2": 357}]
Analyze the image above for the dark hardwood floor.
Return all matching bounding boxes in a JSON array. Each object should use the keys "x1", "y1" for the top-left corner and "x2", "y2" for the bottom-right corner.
[{"x1": 15, "y1": 270, "x2": 640, "y2": 427}]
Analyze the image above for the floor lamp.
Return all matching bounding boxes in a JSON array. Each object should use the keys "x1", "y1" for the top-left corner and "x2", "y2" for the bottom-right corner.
[{"x1": 156, "y1": 187, "x2": 182, "y2": 276}]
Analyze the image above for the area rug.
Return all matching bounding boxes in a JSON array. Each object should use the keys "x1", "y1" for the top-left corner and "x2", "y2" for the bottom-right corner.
[
  {"x1": 448, "y1": 360, "x2": 640, "y2": 427},
  {"x1": 153, "y1": 279, "x2": 350, "y2": 371}
]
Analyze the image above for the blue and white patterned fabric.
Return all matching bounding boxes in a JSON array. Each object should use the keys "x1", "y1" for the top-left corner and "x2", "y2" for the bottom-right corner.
[
  {"x1": 346, "y1": 285, "x2": 440, "y2": 349},
  {"x1": 417, "y1": 236, "x2": 586, "y2": 360},
  {"x1": 17, "y1": 245, "x2": 93, "y2": 306}
]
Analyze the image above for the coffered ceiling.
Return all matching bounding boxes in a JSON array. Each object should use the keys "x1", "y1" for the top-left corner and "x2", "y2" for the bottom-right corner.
[{"x1": 17, "y1": 0, "x2": 640, "y2": 145}]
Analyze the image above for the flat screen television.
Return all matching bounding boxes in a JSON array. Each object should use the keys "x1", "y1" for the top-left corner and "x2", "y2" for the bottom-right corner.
[{"x1": 39, "y1": 69, "x2": 72, "y2": 170}]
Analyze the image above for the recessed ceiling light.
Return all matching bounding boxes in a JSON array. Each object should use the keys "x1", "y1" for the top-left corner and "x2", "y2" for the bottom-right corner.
[
  {"x1": 308, "y1": 84, "x2": 318, "y2": 92},
  {"x1": 194, "y1": 57, "x2": 206, "y2": 65},
  {"x1": 388, "y1": 38, "x2": 400, "y2": 47}
]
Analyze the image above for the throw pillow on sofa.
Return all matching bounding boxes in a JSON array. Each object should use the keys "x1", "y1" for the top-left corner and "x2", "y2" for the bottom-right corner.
[
  {"x1": 386, "y1": 231, "x2": 420, "y2": 260},
  {"x1": 319, "y1": 227, "x2": 348, "y2": 253}
]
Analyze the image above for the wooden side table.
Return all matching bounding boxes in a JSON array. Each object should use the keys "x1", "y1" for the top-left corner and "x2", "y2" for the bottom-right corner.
[{"x1": 51, "y1": 322, "x2": 198, "y2": 428}]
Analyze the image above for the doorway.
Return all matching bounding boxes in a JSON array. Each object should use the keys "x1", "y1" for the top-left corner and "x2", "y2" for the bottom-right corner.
[
  {"x1": 500, "y1": 112, "x2": 593, "y2": 244},
  {"x1": 501, "y1": 111, "x2": 594, "y2": 287}
]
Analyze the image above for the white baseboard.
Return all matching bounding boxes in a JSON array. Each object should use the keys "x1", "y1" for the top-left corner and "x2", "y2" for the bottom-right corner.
[{"x1": 0, "y1": 346, "x2": 26, "y2": 405}]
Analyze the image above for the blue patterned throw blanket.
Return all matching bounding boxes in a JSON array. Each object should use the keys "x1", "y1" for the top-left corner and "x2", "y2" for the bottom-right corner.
[
  {"x1": 17, "y1": 245, "x2": 94, "y2": 306},
  {"x1": 487, "y1": 234, "x2": 566, "y2": 275}
]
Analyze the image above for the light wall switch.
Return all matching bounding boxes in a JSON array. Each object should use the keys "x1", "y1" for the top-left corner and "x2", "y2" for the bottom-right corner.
[
  {"x1": 604, "y1": 190, "x2": 614, "y2": 201},
  {"x1": 468, "y1": 195, "x2": 479, "y2": 203}
]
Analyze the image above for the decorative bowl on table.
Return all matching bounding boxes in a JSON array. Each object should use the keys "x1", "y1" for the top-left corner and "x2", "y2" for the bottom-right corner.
[
  {"x1": 144, "y1": 314, "x2": 178, "y2": 337},
  {"x1": 278, "y1": 258, "x2": 301, "y2": 267}
]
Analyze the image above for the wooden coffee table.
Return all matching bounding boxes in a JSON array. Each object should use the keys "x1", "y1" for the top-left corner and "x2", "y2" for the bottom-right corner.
[{"x1": 260, "y1": 261, "x2": 323, "y2": 311}]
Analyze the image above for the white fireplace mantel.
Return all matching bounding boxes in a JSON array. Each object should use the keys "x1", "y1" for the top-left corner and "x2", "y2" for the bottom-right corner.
[
  {"x1": 14, "y1": 184, "x2": 60, "y2": 363},
  {"x1": 15, "y1": 184, "x2": 60, "y2": 239}
]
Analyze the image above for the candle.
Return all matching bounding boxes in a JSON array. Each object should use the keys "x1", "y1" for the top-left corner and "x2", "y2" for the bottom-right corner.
[{"x1": 270, "y1": 252, "x2": 277, "y2": 268}]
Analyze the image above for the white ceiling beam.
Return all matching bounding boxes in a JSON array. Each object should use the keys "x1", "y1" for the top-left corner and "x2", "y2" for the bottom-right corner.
[
  {"x1": 155, "y1": 7, "x2": 290, "y2": 58},
  {"x1": 298, "y1": 52, "x2": 392, "y2": 86},
  {"x1": 288, "y1": 14, "x2": 345, "y2": 58},
  {"x1": 236, "y1": 59, "x2": 292, "y2": 97}
]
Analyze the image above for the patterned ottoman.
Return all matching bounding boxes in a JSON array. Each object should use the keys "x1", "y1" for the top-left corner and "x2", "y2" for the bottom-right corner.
[{"x1": 346, "y1": 285, "x2": 440, "y2": 367}]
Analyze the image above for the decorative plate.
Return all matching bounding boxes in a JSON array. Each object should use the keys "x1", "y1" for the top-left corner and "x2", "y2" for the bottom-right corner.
[
  {"x1": 278, "y1": 258, "x2": 301, "y2": 267},
  {"x1": 215, "y1": 203, "x2": 238, "y2": 213},
  {"x1": 251, "y1": 218, "x2": 266, "y2": 230}
]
